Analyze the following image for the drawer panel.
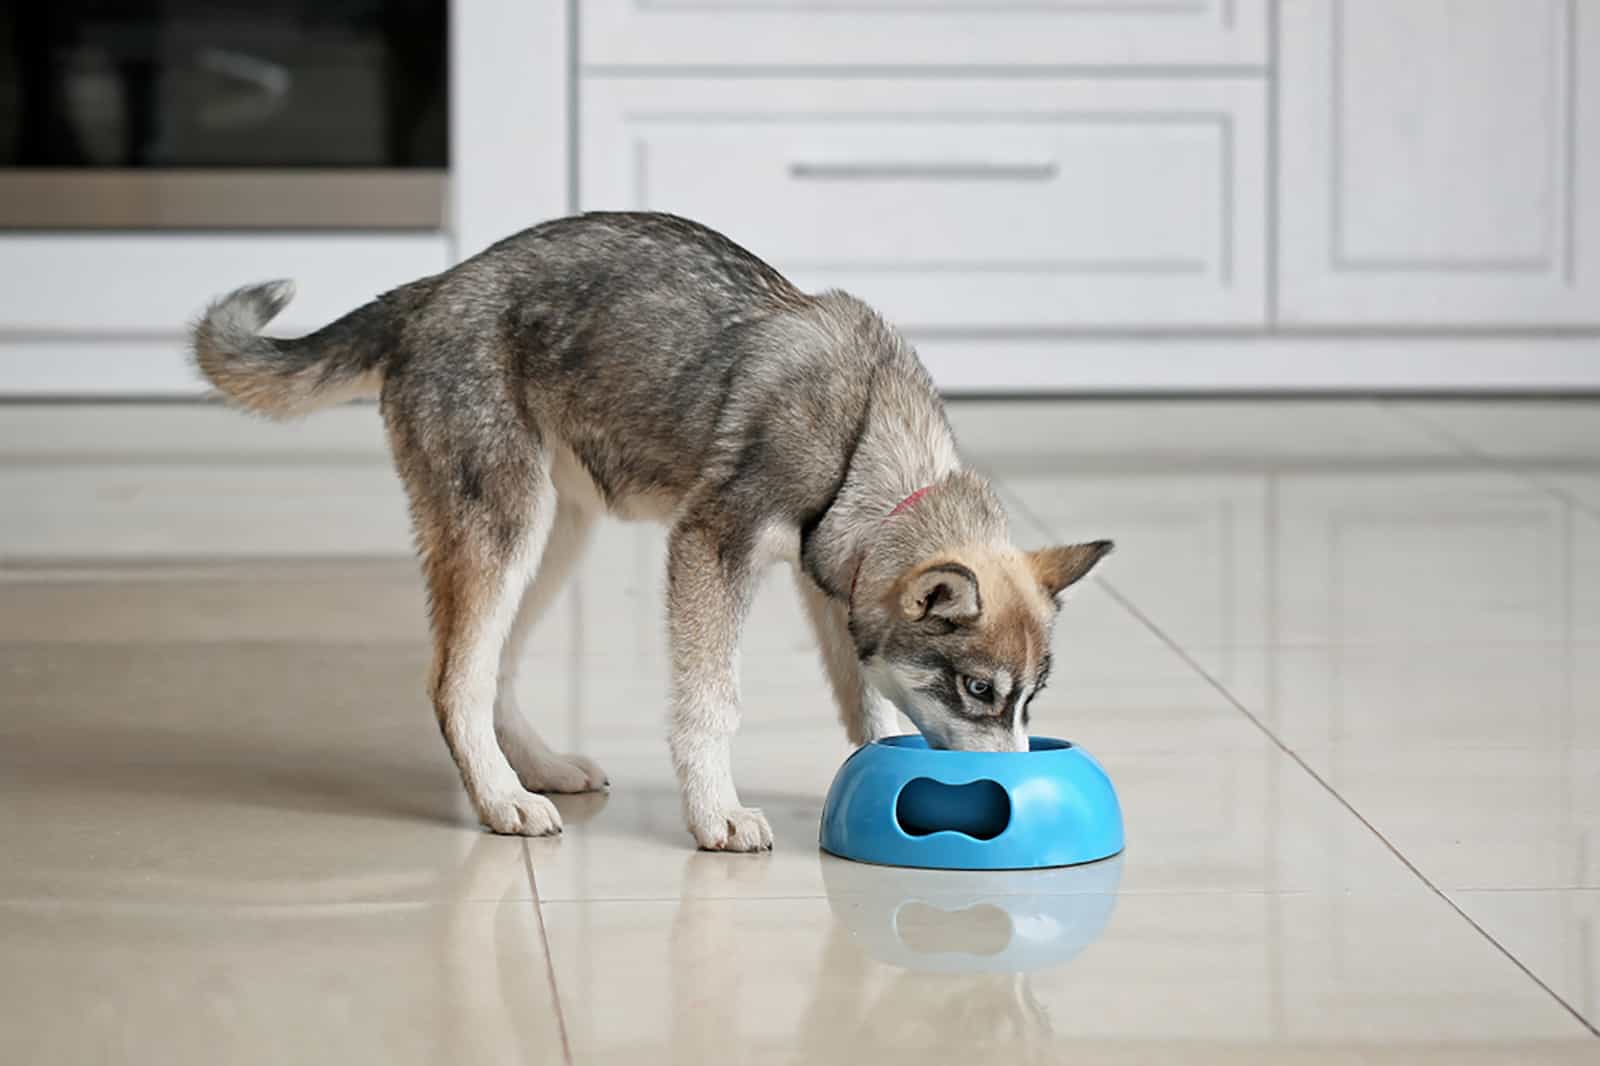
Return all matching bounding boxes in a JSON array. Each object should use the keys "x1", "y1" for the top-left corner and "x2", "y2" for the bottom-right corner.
[
  {"x1": 0, "y1": 233, "x2": 451, "y2": 336},
  {"x1": 1278, "y1": 0, "x2": 1600, "y2": 325},
  {"x1": 583, "y1": 0, "x2": 1267, "y2": 68},
  {"x1": 581, "y1": 79, "x2": 1265, "y2": 328}
]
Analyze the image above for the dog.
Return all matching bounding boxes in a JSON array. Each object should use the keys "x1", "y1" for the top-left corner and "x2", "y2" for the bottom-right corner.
[{"x1": 191, "y1": 212, "x2": 1111, "y2": 851}]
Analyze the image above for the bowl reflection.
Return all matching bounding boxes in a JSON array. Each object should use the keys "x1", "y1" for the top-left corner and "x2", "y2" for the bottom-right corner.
[{"x1": 819, "y1": 850, "x2": 1123, "y2": 973}]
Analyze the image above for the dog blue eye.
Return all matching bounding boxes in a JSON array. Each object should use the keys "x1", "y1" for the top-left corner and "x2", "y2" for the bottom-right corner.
[{"x1": 963, "y1": 677, "x2": 992, "y2": 701}]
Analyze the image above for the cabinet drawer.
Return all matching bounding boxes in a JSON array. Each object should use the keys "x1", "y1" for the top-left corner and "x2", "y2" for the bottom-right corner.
[
  {"x1": 0, "y1": 233, "x2": 451, "y2": 336},
  {"x1": 581, "y1": 78, "x2": 1265, "y2": 329},
  {"x1": 1278, "y1": 0, "x2": 1600, "y2": 325},
  {"x1": 582, "y1": 1, "x2": 1267, "y2": 69}
]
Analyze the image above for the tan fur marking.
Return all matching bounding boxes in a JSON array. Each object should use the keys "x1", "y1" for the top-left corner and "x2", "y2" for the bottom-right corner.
[
  {"x1": 941, "y1": 545, "x2": 1053, "y2": 694},
  {"x1": 1030, "y1": 541, "x2": 1115, "y2": 599},
  {"x1": 896, "y1": 561, "x2": 982, "y2": 622}
]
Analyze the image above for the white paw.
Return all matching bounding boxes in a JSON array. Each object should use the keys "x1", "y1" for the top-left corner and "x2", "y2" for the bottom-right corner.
[
  {"x1": 478, "y1": 790, "x2": 564, "y2": 836},
  {"x1": 690, "y1": 806, "x2": 774, "y2": 852},
  {"x1": 562, "y1": 752, "x2": 610, "y2": 791},
  {"x1": 514, "y1": 752, "x2": 609, "y2": 794}
]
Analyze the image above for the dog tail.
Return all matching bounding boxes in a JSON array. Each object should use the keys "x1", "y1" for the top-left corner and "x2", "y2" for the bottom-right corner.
[{"x1": 190, "y1": 279, "x2": 401, "y2": 420}]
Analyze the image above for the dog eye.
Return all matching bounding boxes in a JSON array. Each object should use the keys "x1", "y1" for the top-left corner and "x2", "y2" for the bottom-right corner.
[{"x1": 962, "y1": 676, "x2": 993, "y2": 702}]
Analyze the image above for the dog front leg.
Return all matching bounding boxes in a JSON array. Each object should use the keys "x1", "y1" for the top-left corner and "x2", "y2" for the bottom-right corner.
[
  {"x1": 794, "y1": 573, "x2": 900, "y2": 745},
  {"x1": 666, "y1": 520, "x2": 772, "y2": 852}
]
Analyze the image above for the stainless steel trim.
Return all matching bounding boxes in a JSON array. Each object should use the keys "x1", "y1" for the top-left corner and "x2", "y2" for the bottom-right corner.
[{"x1": 0, "y1": 169, "x2": 448, "y2": 230}]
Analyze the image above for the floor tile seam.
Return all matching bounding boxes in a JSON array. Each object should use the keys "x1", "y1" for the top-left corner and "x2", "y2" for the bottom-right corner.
[
  {"x1": 522, "y1": 840, "x2": 576, "y2": 1066},
  {"x1": 0, "y1": 895, "x2": 537, "y2": 910},
  {"x1": 1444, "y1": 886, "x2": 1600, "y2": 895},
  {"x1": 1098, "y1": 577, "x2": 1600, "y2": 1039},
  {"x1": 0, "y1": 633, "x2": 432, "y2": 643},
  {"x1": 975, "y1": 455, "x2": 1559, "y2": 474},
  {"x1": 16, "y1": 884, "x2": 1578, "y2": 907},
  {"x1": 996, "y1": 477, "x2": 1600, "y2": 1037},
  {"x1": 0, "y1": 563, "x2": 417, "y2": 582},
  {"x1": 525, "y1": 888, "x2": 1462, "y2": 906},
  {"x1": 1379, "y1": 401, "x2": 1600, "y2": 522},
  {"x1": 1161, "y1": 639, "x2": 1600, "y2": 650}
]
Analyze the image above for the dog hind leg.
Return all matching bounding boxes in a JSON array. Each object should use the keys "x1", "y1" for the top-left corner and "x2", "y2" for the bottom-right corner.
[
  {"x1": 386, "y1": 373, "x2": 564, "y2": 836},
  {"x1": 494, "y1": 499, "x2": 608, "y2": 794}
]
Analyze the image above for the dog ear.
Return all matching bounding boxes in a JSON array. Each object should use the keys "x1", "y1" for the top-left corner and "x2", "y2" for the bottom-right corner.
[
  {"x1": 1030, "y1": 540, "x2": 1114, "y2": 601},
  {"x1": 899, "y1": 561, "x2": 982, "y2": 624}
]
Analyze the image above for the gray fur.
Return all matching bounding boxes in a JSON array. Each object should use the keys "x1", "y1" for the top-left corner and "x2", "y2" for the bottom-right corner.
[{"x1": 190, "y1": 212, "x2": 1111, "y2": 850}]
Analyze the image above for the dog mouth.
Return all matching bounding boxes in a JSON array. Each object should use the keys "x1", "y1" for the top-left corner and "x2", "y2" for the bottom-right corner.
[
  {"x1": 893, "y1": 704, "x2": 953, "y2": 750},
  {"x1": 915, "y1": 721, "x2": 1029, "y2": 754}
]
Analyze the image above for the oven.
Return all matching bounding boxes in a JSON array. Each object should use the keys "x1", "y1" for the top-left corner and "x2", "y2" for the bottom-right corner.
[{"x1": 0, "y1": 0, "x2": 448, "y2": 230}]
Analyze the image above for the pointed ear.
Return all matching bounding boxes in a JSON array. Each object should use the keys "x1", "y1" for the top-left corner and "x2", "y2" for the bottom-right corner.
[
  {"x1": 899, "y1": 562, "x2": 983, "y2": 624},
  {"x1": 1030, "y1": 540, "x2": 1114, "y2": 601}
]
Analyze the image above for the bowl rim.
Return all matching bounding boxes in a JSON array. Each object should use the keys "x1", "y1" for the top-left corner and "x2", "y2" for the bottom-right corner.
[{"x1": 873, "y1": 734, "x2": 1075, "y2": 754}]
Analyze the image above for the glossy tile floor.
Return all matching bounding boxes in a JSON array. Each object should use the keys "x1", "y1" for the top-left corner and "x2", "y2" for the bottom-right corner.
[{"x1": 1, "y1": 399, "x2": 1598, "y2": 1064}]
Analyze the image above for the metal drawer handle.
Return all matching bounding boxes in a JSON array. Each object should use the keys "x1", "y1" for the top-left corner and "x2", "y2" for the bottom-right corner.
[{"x1": 788, "y1": 161, "x2": 1059, "y2": 182}]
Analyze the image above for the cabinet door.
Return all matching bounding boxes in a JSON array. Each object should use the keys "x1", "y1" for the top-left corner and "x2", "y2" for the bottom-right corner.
[
  {"x1": 1278, "y1": 0, "x2": 1600, "y2": 325},
  {"x1": 581, "y1": 78, "x2": 1266, "y2": 329},
  {"x1": 582, "y1": 0, "x2": 1267, "y2": 69}
]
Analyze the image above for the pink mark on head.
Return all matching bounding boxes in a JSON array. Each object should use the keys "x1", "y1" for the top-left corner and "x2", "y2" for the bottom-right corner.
[
  {"x1": 847, "y1": 485, "x2": 938, "y2": 607},
  {"x1": 888, "y1": 485, "x2": 934, "y2": 517}
]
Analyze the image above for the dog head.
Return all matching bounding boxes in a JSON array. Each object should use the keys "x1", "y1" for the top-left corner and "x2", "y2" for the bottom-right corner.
[{"x1": 853, "y1": 538, "x2": 1112, "y2": 751}]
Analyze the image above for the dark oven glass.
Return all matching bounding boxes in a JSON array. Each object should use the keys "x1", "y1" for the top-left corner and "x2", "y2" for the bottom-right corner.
[{"x1": 0, "y1": 1, "x2": 448, "y2": 228}]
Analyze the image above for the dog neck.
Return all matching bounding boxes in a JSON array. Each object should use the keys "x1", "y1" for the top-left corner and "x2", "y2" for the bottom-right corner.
[
  {"x1": 794, "y1": 382, "x2": 961, "y2": 602},
  {"x1": 846, "y1": 484, "x2": 937, "y2": 607}
]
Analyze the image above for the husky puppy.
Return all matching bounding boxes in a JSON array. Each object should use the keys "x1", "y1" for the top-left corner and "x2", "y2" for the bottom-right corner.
[{"x1": 191, "y1": 212, "x2": 1111, "y2": 851}]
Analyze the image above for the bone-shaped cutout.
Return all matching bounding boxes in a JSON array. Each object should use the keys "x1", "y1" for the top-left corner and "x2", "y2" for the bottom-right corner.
[
  {"x1": 895, "y1": 777, "x2": 1011, "y2": 840},
  {"x1": 894, "y1": 901, "x2": 1013, "y2": 956}
]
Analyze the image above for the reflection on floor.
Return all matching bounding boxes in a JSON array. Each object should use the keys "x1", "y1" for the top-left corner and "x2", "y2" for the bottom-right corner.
[{"x1": 1, "y1": 399, "x2": 1597, "y2": 1064}]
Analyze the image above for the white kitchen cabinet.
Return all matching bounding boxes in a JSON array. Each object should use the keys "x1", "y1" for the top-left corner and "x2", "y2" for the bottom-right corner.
[
  {"x1": 0, "y1": 232, "x2": 451, "y2": 397},
  {"x1": 1278, "y1": 0, "x2": 1600, "y2": 326},
  {"x1": 451, "y1": 0, "x2": 570, "y2": 259},
  {"x1": 582, "y1": 0, "x2": 1268, "y2": 69},
  {"x1": 582, "y1": 78, "x2": 1266, "y2": 329},
  {"x1": 0, "y1": 0, "x2": 563, "y2": 396},
  {"x1": 7, "y1": 1, "x2": 1600, "y2": 397},
  {"x1": 0, "y1": 234, "x2": 450, "y2": 336}
]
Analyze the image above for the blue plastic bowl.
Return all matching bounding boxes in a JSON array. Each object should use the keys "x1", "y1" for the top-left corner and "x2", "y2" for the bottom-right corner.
[{"x1": 819, "y1": 735, "x2": 1124, "y2": 870}]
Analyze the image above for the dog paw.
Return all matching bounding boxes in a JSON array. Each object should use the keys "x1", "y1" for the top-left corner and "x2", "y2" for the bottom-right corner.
[
  {"x1": 559, "y1": 752, "x2": 609, "y2": 791},
  {"x1": 690, "y1": 806, "x2": 774, "y2": 852},
  {"x1": 478, "y1": 790, "x2": 564, "y2": 836},
  {"x1": 514, "y1": 752, "x2": 609, "y2": 794}
]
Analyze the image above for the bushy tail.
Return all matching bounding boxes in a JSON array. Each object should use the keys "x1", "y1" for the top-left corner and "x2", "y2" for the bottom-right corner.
[{"x1": 190, "y1": 279, "x2": 392, "y2": 419}]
